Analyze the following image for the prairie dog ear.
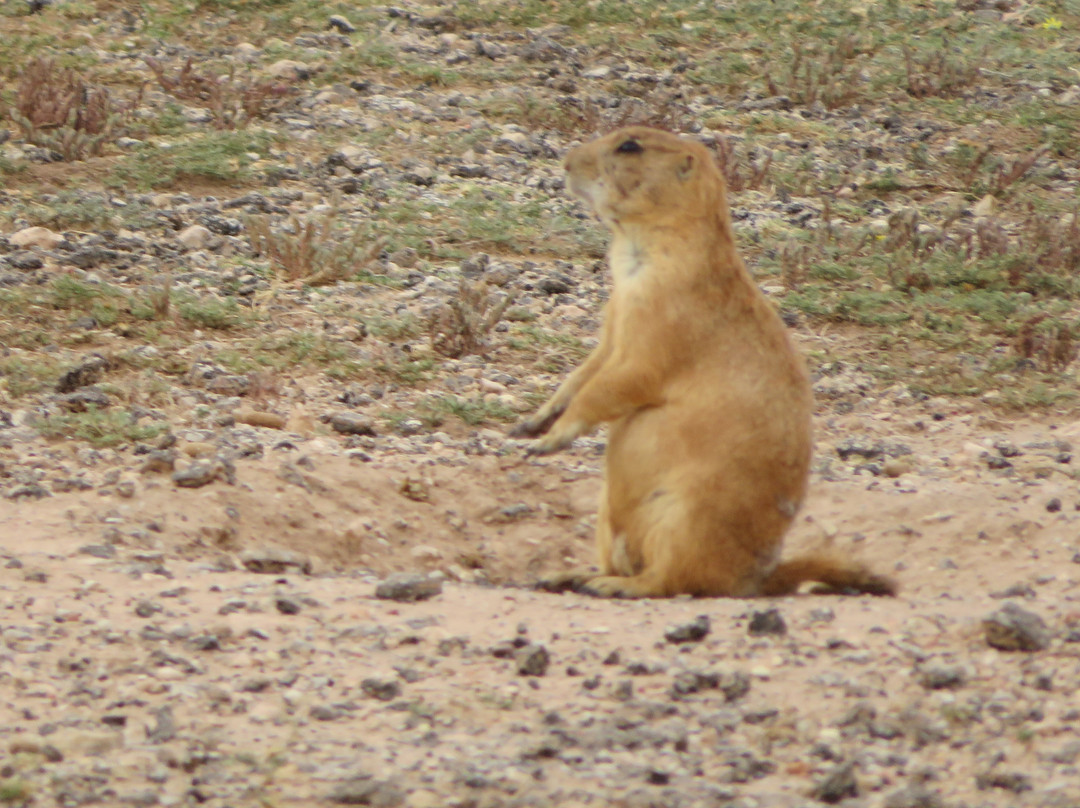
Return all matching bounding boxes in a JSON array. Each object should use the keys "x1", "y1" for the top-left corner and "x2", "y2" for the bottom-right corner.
[{"x1": 677, "y1": 154, "x2": 695, "y2": 180}]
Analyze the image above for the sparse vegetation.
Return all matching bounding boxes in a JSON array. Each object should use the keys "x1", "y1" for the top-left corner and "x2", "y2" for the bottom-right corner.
[
  {"x1": 2, "y1": 4, "x2": 1080, "y2": 808},
  {"x1": 37, "y1": 407, "x2": 166, "y2": 446},
  {"x1": 0, "y1": 0, "x2": 1079, "y2": 428},
  {"x1": 7, "y1": 57, "x2": 138, "y2": 160},
  {"x1": 247, "y1": 202, "x2": 387, "y2": 287},
  {"x1": 144, "y1": 56, "x2": 295, "y2": 130},
  {"x1": 428, "y1": 279, "x2": 511, "y2": 358}
]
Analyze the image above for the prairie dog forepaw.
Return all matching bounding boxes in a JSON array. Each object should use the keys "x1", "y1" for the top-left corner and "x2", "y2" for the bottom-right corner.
[
  {"x1": 535, "y1": 568, "x2": 598, "y2": 593},
  {"x1": 509, "y1": 407, "x2": 562, "y2": 439}
]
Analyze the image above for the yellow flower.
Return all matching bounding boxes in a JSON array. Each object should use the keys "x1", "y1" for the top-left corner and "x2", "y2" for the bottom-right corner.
[{"x1": 1042, "y1": 16, "x2": 1064, "y2": 30}]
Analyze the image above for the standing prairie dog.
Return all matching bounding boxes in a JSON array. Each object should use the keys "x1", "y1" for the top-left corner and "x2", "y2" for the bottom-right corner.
[{"x1": 511, "y1": 126, "x2": 895, "y2": 598}]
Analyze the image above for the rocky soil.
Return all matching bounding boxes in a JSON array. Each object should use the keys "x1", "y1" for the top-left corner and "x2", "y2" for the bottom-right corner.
[{"x1": 3, "y1": 0, "x2": 1080, "y2": 805}]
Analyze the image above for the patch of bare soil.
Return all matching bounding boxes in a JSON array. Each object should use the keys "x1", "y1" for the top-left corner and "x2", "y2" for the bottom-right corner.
[{"x1": 3, "y1": 402, "x2": 1080, "y2": 807}]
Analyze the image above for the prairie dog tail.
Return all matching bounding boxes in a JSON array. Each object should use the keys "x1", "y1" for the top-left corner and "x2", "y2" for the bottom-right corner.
[{"x1": 761, "y1": 554, "x2": 897, "y2": 597}]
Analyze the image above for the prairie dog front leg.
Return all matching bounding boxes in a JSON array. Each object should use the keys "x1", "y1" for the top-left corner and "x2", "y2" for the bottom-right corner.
[
  {"x1": 509, "y1": 305, "x2": 616, "y2": 438},
  {"x1": 527, "y1": 348, "x2": 663, "y2": 455}
]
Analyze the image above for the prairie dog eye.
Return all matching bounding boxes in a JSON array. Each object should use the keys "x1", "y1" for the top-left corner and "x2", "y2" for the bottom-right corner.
[{"x1": 616, "y1": 139, "x2": 643, "y2": 155}]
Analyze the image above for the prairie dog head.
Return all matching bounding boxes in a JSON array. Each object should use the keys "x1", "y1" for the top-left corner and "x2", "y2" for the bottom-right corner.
[{"x1": 564, "y1": 126, "x2": 728, "y2": 230}]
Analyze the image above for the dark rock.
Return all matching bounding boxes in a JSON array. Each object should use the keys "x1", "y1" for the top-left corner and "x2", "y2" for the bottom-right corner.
[
  {"x1": 146, "y1": 706, "x2": 176, "y2": 743},
  {"x1": 6, "y1": 251, "x2": 44, "y2": 270},
  {"x1": 134, "y1": 600, "x2": 163, "y2": 618},
  {"x1": 537, "y1": 276, "x2": 572, "y2": 295},
  {"x1": 198, "y1": 215, "x2": 242, "y2": 235},
  {"x1": 206, "y1": 374, "x2": 249, "y2": 396},
  {"x1": 141, "y1": 450, "x2": 176, "y2": 474},
  {"x1": 515, "y1": 643, "x2": 550, "y2": 676},
  {"x1": 449, "y1": 164, "x2": 489, "y2": 179},
  {"x1": 917, "y1": 665, "x2": 967, "y2": 690},
  {"x1": 328, "y1": 14, "x2": 356, "y2": 33},
  {"x1": 172, "y1": 461, "x2": 221, "y2": 488},
  {"x1": 995, "y1": 440, "x2": 1021, "y2": 457},
  {"x1": 78, "y1": 544, "x2": 117, "y2": 559},
  {"x1": 748, "y1": 608, "x2": 787, "y2": 636},
  {"x1": 1047, "y1": 497, "x2": 1062, "y2": 513},
  {"x1": 835, "y1": 439, "x2": 884, "y2": 461},
  {"x1": 361, "y1": 677, "x2": 401, "y2": 702},
  {"x1": 989, "y1": 582, "x2": 1035, "y2": 599},
  {"x1": 56, "y1": 387, "x2": 110, "y2": 412},
  {"x1": 983, "y1": 602, "x2": 1050, "y2": 651},
  {"x1": 670, "y1": 669, "x2": 749, "y2": 701},
  {"x1": 191, "y1": 635, "x2": 221, "y2": 652},
  {"x1": 812, "y1": 761, "x2": 858, "y2": 803},
  {"x1": 56, "y1": 355, "x2": 109, "y2": 393},
  {"x1": 275, "y1": 596, "x2": 302, "y2": 615},
  {"x1": 975, "y1": 770, "x2": 1031, "y2": 793},
  {"x1": 375, "y1": 573, "x2": 442, "y2": 602},
  {"x1": 311, "y1": 704, "x2": 345, "y2": 721},
  {"x1": 330, "y1": 412, "x2": 377, "y2": 436},
  {"x1": 328, "y1": 777, "x2": 404, "y2": 806},
  {"x1": 239, "y1": 547, "x2": 312, "y2": 575},
  {"x1": 664, "y1": 614, "x2": 710, "y2": 644},
  {"x1": 5, "y1": 483, "x2": 52, "y2": 500},
  {"x1": 883, "y1": 783, "x2": 943, "y2": 808}
]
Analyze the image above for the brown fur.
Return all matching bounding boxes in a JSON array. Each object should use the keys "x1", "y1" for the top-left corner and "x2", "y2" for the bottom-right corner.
[{"x1": 511, "y1": 126, "x2": 896, "y2": 598}]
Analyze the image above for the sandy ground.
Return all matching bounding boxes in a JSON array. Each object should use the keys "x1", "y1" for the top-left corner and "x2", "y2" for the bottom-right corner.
[{"x1": 3, "y1": 400, "x2": 1080, "y2": 807}]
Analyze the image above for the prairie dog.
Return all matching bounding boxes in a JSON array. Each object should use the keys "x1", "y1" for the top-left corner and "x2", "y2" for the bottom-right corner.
[{"x1": 511, "y1": 126, "x2": 895, "y2": 598}]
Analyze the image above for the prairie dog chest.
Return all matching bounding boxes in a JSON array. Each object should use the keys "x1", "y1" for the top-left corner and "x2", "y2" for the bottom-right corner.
[{"x1": 609, "y1": 238, "x2": 649, "y2": 288}]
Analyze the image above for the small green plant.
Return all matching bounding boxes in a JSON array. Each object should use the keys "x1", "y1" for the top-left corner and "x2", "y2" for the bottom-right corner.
[
  {"x1": 0, "y1": 776, "x2": 32, "y2": 803},
  {"x1": 174, "y1": 292, "x2": 243, "y2": 330},
  {"x1": 0, "y1": 356, "x2": 62, "y2": 398},
  {"x1": 108, "y1": 131, "x2": 272, "y2": 189},
  {"x1": 38, "y1": 407, "x2": 165, "y2": 447},
  {"x1": 421, "y1": 395, "x2": 517, "y2": 426},
  {"x1": 376, "y1": 356, "x2": 435, "y2": 386}
]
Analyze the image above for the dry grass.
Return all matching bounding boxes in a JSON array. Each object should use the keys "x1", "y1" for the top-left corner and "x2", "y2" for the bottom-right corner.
[
  {"x1": 428, "y1": 279, "x2": 511, "y2": 358},
  {"x1": 764, "y1": 37, "x2": 867, "y2": 109},
  {"x1": 8, "y1": 58, "x2": 139, "y2": 160},
  {"x1": 144, "y1": 57, "x2": 294, "y2": 130},
  {"x1": 1014, "y1": 313, "x2": 1078, "y2": 371},
  {"x1": 904, "y1": 43, "x2": 981, "y2": 99},
  {"x1": 711, "y1": 138, "x2": 773, "y2": 193},
  {"x1": 246, "y1": 205, "x2": 386, "y2": 287}
]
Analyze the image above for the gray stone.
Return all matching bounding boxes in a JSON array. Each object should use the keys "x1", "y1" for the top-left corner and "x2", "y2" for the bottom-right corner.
[
  {"x1": 172, "y1": 461, "x2": 220, "y2": 488},
  {"x1": 748, "y1": 608, "x2": 787, "y2": 637},
  {"x1": 917, "y1": 664, "x2": 967, "y2": 690},
  {"x1": 177, "y1": 225, "x2": 213, "y2": 250},
  {"x1": 56, "y1": 388, "x2": 110, "y2": 412},
  {"x1": 330, "y1": 412, "x2": 377, "y2": 436},
  {"x1": 361, "y1": 677, "x2": 401, "y2": 702},
  {"x1": 664, "y1": 614, "x2": 710, "y2": 644},
  {"x1": 812, "y1": 761, "x2": 858, "y2": 803},
  {"x1": 328, "y1": 777, "x2": 404, "y2": 806},
  {"x1": 983, "y1": 602, "x2": 1050, "y2": 651},
  {"x1": 239, "y1": 547, "x2": 312, "y2": 575},
  {"x1": 328, "y1": 14, "x2": 355, "y2": 33},
  {"x1": 374, "y1": 573, "x2": 442, "y2": 602},
  {"x1": 275, "y1": 596, "x2": 302, "y2": 615},
  {"x1": 515, "y1": 643, "x2": 550, "y2": 676}
]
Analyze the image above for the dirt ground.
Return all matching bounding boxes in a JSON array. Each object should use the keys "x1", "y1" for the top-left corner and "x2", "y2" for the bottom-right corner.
[
  {"x1": 3, "y1": 397, "x2": 1080, "y2": 807},
  {"x1": 4, "y1": 1, "x2": 1080, "y2": 805}
]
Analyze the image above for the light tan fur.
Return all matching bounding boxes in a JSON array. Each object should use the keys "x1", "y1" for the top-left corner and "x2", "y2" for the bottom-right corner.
[{"x1": 511, "y1": 126, "x2": 895, "y2": 598}]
